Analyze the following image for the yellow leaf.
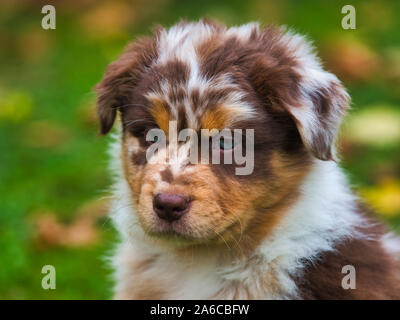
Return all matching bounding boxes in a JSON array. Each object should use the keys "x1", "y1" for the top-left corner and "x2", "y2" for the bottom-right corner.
[
  {"x1": 342, "y1": 105, "x2": 400, "y2": 147},
  {"x1": 361, "y1": 179, "x2": 400, "y2": 217},
  {"x1": 0, "y1": 90, "x2": 33, "y2": 123}
]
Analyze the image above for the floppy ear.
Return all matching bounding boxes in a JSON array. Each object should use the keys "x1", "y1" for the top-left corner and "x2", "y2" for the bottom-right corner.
[
  {"x1": 251, "y1": 30, "x2": 350, "y2": 160},
  {"x1": 95, "y1": 37, "x2": 158, "y2": 134},
  {"x1": 283, "y1": 76, "x2": 350, "y2": 161}
]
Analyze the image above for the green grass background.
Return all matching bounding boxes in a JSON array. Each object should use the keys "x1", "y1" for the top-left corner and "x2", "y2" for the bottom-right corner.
[{"x1": 0, "y1": 0, "x2": 399, "y2": 299}]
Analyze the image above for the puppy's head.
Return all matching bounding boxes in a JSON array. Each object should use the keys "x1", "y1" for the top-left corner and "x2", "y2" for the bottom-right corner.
[{"x1": 96, "y1": 20, "x2": 349, "y2": 250}]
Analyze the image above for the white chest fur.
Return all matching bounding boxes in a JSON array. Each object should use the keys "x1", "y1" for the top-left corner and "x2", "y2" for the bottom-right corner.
[{"x1": 110, "y1": 141, "x2": 365, "y2": 299}]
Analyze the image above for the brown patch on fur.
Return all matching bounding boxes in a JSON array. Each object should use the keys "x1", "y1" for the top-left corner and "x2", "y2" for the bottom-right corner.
[
  {"x1": 160, "y1": 167, "x2": 174, "y2": 183},
  {"x1": 121, "y1": 136, "x2": 146, "y2": 204},
  {"x1": 156, "y1": 59, "x2": 190, "y2": 87},
  {"x1": 177, "y1": 104, "x2": 188, "y2": 131},
  {"x1": 131, "y1": 150, "x2": 147, "y2": 166},
  {"x1": 296, "y1": 223, "x2": 400, "y2": 299}
]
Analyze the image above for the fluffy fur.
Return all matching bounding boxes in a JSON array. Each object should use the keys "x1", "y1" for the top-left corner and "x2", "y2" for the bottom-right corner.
[{"x1": 95, "y1": 20, "x2": 400, "y2": 299}]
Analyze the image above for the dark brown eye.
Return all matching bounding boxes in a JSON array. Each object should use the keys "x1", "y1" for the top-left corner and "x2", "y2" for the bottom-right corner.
[
  {"x1": 150, "y1": 135, "x2": 159, "y2": 144},
  {"x1": 219, "y1": 137, "x2": 235, "y2": 150},
  {"x1": 144, "y1": 127, "x2": 163, "y2": 146}
]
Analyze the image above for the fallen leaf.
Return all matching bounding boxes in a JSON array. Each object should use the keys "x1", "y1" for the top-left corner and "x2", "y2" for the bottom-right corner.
[
  {"x1": 0, "y1": 89, "x2": 33, "y2": 123},
  {"x1": 31, "y1": 212, "x2": 65, "y2": 248},
  {"x1": 361, "y1": 179, "x2": 400, "y2": 217},
  {"x1": 322, "y1": 38, "x2": 380, "y2": 83},
  {"x1": 31, "y1": 197, "x2": 110, "y2": 249},
  {"x1": 342, "y1": 105, "x2": 400, "y2": 147},
  {"x1": 32, "y1": 213, "x2": 99, "y2": 249}
]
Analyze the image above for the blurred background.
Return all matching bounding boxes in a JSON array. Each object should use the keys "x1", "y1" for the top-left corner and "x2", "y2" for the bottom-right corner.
[{"x1": 0, "y1": 0, "x2": 399, "y2": 299}]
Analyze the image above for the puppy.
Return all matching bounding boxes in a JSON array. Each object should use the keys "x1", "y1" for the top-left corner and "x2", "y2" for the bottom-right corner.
[{"x1": 95, "y1": 19, "x2": 400, "y2": 299}]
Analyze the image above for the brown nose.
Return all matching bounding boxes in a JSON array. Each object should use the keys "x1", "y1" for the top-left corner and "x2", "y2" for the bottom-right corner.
[{"x1": 153, "y1": 193, "x2": 191, "y2": 222}]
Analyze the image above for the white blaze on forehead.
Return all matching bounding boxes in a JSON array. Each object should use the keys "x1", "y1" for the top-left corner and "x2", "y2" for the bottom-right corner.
[
  {"x1": 151, "y1": 22, "x2": 258, "y2": 130},
  {"x1": 155, "y1": 22, "x2": 214, "y2": 129},
  {"x1": 156, "y1": 21, "x2": 262, "y2": 90},
  {"x1": 157, "y1": 22, "x2": 215, "y2": 88}
]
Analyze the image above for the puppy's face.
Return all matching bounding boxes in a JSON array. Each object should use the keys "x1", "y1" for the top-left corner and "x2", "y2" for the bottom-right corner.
[
  {"x1": 119, "y1": 87, "x2": 304, "y2": 247},
  {"x1": 96, "y1": 21, "x2": 349, "y2": 250}
]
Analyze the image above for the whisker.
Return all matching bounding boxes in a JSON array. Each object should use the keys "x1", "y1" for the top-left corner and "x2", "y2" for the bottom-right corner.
[
  {"x1": 122, "y1": 119, "x2": 153, "y2": 129},
  {"x1": 218, "y1": 205, "x2": 244, "y2": 246},
  {"x1": 202, "y1": 199, "x2": 244, "y2": 250},
  {"x1": 112, "y1": 103, "x2": 147, "y2": 110},
  {"x1": 203, "y1": 223, "x2": 230, "y2": 250}
]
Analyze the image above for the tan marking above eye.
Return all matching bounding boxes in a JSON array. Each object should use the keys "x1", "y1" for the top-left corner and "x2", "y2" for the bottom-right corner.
[
  {"x1": 201, "y1": 105, "x2": 230, "y2": 131},
  {"x1": 149, "y1": 98, "x2": 170, "y2": 134},
  {"x1": 200, "y1": 104, "x2": 256, "y2": 131}
]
